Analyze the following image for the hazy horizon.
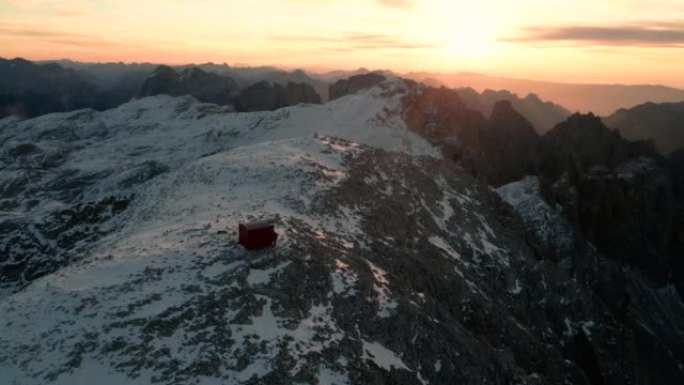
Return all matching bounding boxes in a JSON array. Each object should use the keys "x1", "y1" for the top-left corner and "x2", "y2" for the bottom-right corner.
[
  {"x1": 6, "y1": 55, "x2": 684, "y2": 91},
  {"x1": 2, "y1": 0, "x2": 684, "y2": 88}
]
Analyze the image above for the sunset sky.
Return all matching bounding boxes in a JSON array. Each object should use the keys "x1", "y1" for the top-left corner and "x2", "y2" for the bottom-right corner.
[{"x1": 1, "y1": 0, "x2": 684, "y2": 87}]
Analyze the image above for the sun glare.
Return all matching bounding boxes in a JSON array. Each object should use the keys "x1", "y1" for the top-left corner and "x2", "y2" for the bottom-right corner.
[
  {"x1": 433, "y1": 3, "x2": 497, "y2": 58},
  {"x1": 443, "y1": 23, "x2": 495, "y2": 58}
]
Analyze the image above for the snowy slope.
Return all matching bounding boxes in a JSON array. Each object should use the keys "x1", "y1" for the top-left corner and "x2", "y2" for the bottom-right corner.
[
  {"x1": 2, "y1": 80, "x2": 682, "y2": 384},
  {"x1": 0, "y1": 79, "x2": 434, "y2": 296},
  {"x1": 0, "y1": 129, "x2": 555, "y2": 384}
]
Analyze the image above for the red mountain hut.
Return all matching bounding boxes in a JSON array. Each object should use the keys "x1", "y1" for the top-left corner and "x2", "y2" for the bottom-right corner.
[{"x1": 238, "y1": 220, "x2": 278, "y2": 250}]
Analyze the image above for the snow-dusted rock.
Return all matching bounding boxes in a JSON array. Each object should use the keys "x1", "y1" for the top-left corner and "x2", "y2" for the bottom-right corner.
[{"x1": 1, "y1": 80, "x2": 683, "y2": 384}]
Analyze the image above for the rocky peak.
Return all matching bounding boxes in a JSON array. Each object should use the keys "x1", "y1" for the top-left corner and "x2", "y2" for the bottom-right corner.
[
  {"x1": 538, "y1": 112, "x2": 659, "y2": 179},
  {"x1": 402, "y1": 86, "x2": 478, "y2": 144},
  {"x1": 139, "y1": 65, "x2": 239, "y2": 105},
  {"x1": 151, "y1": 64, "x2": 177, "y2": 78},
  {"x1": 179, "y1": 66, "x2": 207, "y2": 80},
  {"x1": 604, "y1": 100, "x2": 684, "y2": 155},
  {"x1": 481, "y1": 100, "x2": 540, "y2": 186},
  {"x1": 403, "y1": 85, "x2": 541, "y2": 185},
  {"x1": 235, "y1": 80, "x2": 321, "y2": 112},
  {"x1": 458, "y1": 88, "x2": 571, "y2": 134},
  {"x1": 490, "y1": 99, "x2": 515, "y2": 115},
  {"x1": 328, "y1": 72, "x2": 387, "y2": 100},
  {"x1": 530, "y1": 114, "x2": 682, "y2": 291},
  {"x1": 488, "y1": 99, "x2": 539, "y2": 143},
  {"x1": 139, "y1": 65, "x2": 181, "y2": 97}
]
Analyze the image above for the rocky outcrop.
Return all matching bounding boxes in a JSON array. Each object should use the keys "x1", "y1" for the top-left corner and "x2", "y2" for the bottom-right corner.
[
  {"x1": 235, "y1": 81, "x2": 321, "y2": 112},
  {"x1": 328, "y1": 73, "x2": 386, "y2": 100},
  {"x1": 139, "y1": 66, "x2": 239, "y2": 105}
]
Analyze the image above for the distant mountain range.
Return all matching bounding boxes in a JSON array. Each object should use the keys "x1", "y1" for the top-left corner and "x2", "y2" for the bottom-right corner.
[
  {"x1": 2, "y1": 58, "x2": 682, "y2": 158},
  {"x1": 0, "y1": 58, "x2": 99, "y2": 117},
  {"x1": 604, "y1": 101, "x2": 684, "y2": 155},
  {"x1": 0, "y1": 58, "x2": 324, "y2": 118},
  {"x1": 454, "y1": 87, "x2": 571, "y2": 133},
  {"x1": 406, "y1": 71, "x2": 684, "y2": 116},
  {"x1": 55, "y1": 59, "x2": 330, "y2": 102},
  {"x1": 139, "y1": 65, "x2": 240, "y2": 106}
]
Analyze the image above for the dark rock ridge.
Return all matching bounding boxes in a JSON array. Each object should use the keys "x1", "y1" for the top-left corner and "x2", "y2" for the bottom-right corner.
[
  {"x1": 604, "y1": 100, "x2": 684, "y2": 155},
  {"x1": 479, "y1": 100, "x2": 540, "y2": 186},
  {"x1": 245, "y1": 68, "x2": 330, "y2": 102},
  {"x1": 403, "y1": 70, "x2": 684, "y2": 115},
  {"x1": 329, "y1": 73, "x2": 387, "y2": 100},
  {"x1": 533, "y1": 114, "x2": 681, "y2": 292},
  {"x1": 175, "y1": 63, "x2": 329, "y2": 102},
  {"x1": 403, "y1": 87, "x2": 535, "y2": 186},
  {"x1": 401, "y1": 82, "x2": 684, "y2": 297},
  {"x1": 140, "y1": 65, "x2": 240, "y2": 105},
  {"x1": 535, "y1": 112, "x2": 659, "y2": 180},
  {"x1": 235, "y1": 80, "x2": 322, "y2": 112},
  {"x1": 140, "y1": 66, "x2": 321, "y2": 112}
]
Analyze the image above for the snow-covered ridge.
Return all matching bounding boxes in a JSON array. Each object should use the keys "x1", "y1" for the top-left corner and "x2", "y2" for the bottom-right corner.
[
  {"x1": 0, "y1": 117, "x2": 528, "y2": 384},
  {"x1": 0, "y1": 81, "x2": 452, "y2": 383},
  {"x1": 3, "y1": 80, "x2": 682, "y2": 384},
  {"x1": 0, "y1": 80, "x2": 417, "y2": 293}
]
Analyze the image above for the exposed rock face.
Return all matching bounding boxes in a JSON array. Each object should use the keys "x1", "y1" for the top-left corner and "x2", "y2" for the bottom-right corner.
[
  {"x1": 498, "y1": 176, "x2": 684, "y2": 384},
  {"x1": 329, "y1": 73, "x2": 387, "y2": 100},
  {"x1": 536, "y1": 113, "x2": 659, "y2": 180},
  {"x1": 604, "y1": 100, "x2": 684, "y2": 155},
  {"x1": 0, "y1": 58, "x2": 99, "y2": 118},
  {"x1": 139, "y1": 66, "x2": 240, "y2": 105},
  {"x1": 235, "y1": 81, "x2": 322, "y2": 112},
  {"x1": 541, "y1": 157, "x2": 683, "y2": 286},
  {"x1": 402, "y1": 86, "x2": 537, "y2": 186},
  {"x1": 400, "y1": 81, "x2": 684, "y2": 298},
  {"x1": 480, "y1": 101, "x2": 541, "y2": 186},
  {"x1": 533, "y1": 114, "x2": 682, "y2": 289}
]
